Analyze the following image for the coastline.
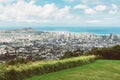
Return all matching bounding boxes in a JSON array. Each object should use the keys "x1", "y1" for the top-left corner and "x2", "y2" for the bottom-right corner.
[{"x1": 0, "y1": 27, "x2": 120, "y2": 35}]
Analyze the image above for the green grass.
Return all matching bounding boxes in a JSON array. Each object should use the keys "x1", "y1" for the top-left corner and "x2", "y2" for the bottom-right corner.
[{"x1": 26, "y1": 60, "x2": 120, "y2": 80}]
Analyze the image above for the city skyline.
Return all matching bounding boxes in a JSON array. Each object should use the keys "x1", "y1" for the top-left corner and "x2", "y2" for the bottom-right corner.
[{"x1": 0, "y1": 0, "x2": 120, "y2": 28}]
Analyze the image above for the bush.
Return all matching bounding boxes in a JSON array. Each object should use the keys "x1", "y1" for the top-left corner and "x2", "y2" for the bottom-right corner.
[
  {"x1": 87, "y1": 45, "x2": 120, "y2": 60},
  {"x1": 0, "y1": 55, "x2": 97, "y2": 80},
  {"x1": 61, "y1": 49, "x2": 84, "y2": 59},
  {"x1": 6, "y1": 59, "x2": 30, "y2": 65}
]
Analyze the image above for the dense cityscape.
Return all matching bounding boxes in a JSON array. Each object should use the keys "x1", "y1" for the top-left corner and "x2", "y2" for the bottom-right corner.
[{"x1": 0, "y1": 27, "x2": 120, "y2": 62}]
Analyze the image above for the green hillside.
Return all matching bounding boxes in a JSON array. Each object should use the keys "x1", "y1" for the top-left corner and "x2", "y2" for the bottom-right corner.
[{"x1": 26, "y1": 60, "x2": 120, "y2": 80}]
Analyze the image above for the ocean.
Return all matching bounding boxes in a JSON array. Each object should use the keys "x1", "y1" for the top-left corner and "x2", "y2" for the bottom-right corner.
[
  {"x1": 34, "y1": 27, "x2": 120, "y2": 34},
  {"x1": 0, "y1": 26, "x2": 120, "y2": 34}
]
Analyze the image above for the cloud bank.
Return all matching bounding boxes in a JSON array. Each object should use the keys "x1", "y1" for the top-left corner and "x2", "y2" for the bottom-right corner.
[{"x1": 0, "y1": 0, "x2": 120, "y2": 27}]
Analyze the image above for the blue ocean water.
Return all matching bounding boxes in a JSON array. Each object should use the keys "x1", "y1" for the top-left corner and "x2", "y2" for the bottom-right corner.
[
  {"x1": 34, "y1": 27, "x2": 120, "y2": 34},
  {"x1": 0, "y1": 27, "x2": 120, "y2": 34}
]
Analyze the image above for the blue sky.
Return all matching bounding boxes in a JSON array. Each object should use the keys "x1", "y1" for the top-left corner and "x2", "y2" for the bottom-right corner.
[{"x1": 0, "y1": 0, "x2": 120, "y2": 28}]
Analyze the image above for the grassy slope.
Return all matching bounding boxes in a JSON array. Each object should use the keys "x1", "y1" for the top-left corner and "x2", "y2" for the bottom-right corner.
[{"x1": 26, "y1": 60, "x2": 120, "y2": 80}]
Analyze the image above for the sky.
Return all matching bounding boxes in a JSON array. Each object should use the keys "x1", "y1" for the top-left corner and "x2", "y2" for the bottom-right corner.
[{"x1": 0, "y1": 0, "x2": 120, "y2": 28}]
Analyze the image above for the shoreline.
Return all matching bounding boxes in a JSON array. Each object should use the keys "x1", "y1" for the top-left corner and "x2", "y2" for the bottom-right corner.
[{"x1": 0, "y1": 27, "x2": 120, "y2": 35}]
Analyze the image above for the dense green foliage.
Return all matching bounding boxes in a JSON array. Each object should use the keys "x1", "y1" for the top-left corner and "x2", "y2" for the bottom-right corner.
[
  {"x1": 0, "y1": 55, "x2": 97, "y2": 80},
  {"x1": 6, "y1": 59, "x2": 30, "y2": 65},
  {"x1": 87, "y1": 45, "x2": 120, "y2": 60},
  {"x1": 26, "y1": 60, "x2": 120, "y2": 80},
  {"x1": 61, "y1": 49, "x2": 84, "y2": 59}
]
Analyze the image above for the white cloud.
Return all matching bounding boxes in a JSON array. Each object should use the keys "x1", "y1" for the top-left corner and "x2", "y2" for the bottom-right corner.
[
  {"x1": 0, "y1": 0, "x2": 13, "y2": 3},
  {"x1": 74, "y1": 4, "x2": 87, "y2": 9},
  {"x1": 64, "y1": 0, "x2": 74, "y2": 3},
  {"x1": 95, "y1": 5, "x2": 106, "y2": 11},
  {"x1": 111, "y1": 4, "x2": 118, "y2": 9},
  {"x1": 86, "y1": 20, "x2": 102, "y2": 23},
  {"x1": 29, "y1": 0, "x2": 36, "y2": 4},
  {"x1": 109, "y1": 4, "x2": 118, "y2": 14},
  {"x1": 0, "y1": 0, "x2": 120, "y2": 26},
  {"x1": 85, "y1": 8, "x2": 96, "y2": 14},
  {"x1": 104, "y1": 18, "x2": 114, "y2": 20},
  {"x1": 109, "y1": 10, "x2": 117, "y2": 14},
  {"x1": 0, "y1": 0, "x2": 75, "y2": 23}
]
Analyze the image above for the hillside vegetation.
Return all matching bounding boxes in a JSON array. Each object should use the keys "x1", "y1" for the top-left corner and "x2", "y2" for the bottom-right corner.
[
  {"x1": 61, "y1": 45, "x2": 120, "y2": 60},
  {"x1": 0, "y1": 55, "x2": 97, "y2": 80},
  {"x1": 87, "y1": 45, "x2": 120, "y2": 60}
]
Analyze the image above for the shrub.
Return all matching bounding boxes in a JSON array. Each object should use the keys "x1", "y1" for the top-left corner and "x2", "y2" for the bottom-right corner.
[
  {"x1": 0, "y1": 55, "x2": 97, "y2": 80},
  {"x1": 6, "y1": 59, "x2": 30, "y2": 65},
  {"x1": 61, "y1": 49, "x2": 84, "y2": 59},
  {"x1": 87, "y1": 45, "x2": 120, "y2": 60}
]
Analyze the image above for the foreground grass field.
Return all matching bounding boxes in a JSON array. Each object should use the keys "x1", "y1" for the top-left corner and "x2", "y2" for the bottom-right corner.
[{"x1": 26, "y1": 60, "x2": 120, "y2": 80}]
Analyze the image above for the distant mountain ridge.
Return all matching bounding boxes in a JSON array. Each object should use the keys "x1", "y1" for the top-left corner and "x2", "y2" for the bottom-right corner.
[{"x1": 0, "y1": 27, "x2": 36, "y2": 33}]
